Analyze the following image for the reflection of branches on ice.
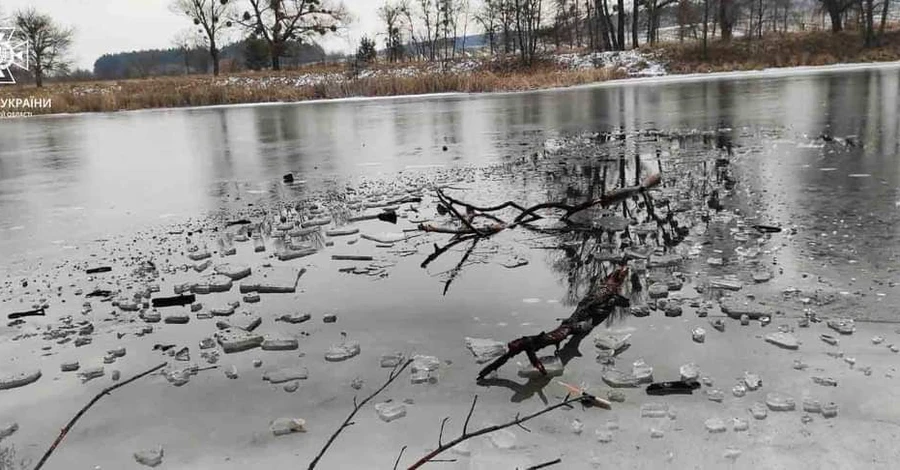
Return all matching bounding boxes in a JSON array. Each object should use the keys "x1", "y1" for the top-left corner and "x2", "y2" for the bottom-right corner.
[
  {"x1": 415, "y1": 127, "x2": 735, "y2": 300},
  {"x1": 308, "y1": 231, "x2": 326, "y2": 250},
  {"x1": 439, "y1": 239, "x2": 478, "y2": 296},
  {"x1": 424, "y1": 238, "x2": 501, "y2": 295},
  {"x1": 420, "y1": 172, "x2": 660, "y2": 248}
]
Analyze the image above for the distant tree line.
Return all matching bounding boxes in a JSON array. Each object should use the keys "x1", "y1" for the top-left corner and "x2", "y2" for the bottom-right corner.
[
  {"x1": 94, "y1": 48, "x2": 207, "y2": 79},
  {"x1": 365, "y1": 0, "x2": 899, "y2": 65},
  {"x1": 4, "y1": 0, "x2": 899, "y2": 86},
  {"x1": 91, "y1": 39, "x2": 326, "y2": 79}
]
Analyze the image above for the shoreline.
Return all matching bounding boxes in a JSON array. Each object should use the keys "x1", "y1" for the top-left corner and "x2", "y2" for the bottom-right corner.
[
  {"x1": 5, "y1": 58, "x2": 900, "y2": 121},
  {"x1": 3, "y1": 52, "x2": 900, "y2": 119}
]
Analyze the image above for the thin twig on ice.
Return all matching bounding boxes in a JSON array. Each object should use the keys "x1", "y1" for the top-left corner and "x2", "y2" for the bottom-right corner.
[
  {"x1": 33, "y1": 362, "x2": 168, "y2": 470},
  {"x1": 403, "y1": 394, "x2": 585, "y2": 469},
  {"x1": 308, "y1": 358, "x2": 414, "y2": 470},
  {"x1": 525, "y1": 458, "x2": 563, "y2": 470}
]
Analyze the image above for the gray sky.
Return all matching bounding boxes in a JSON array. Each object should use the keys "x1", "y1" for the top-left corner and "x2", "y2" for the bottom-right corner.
[{"x1": 0, "y1": 0, "x2": 383, "y2": 70}]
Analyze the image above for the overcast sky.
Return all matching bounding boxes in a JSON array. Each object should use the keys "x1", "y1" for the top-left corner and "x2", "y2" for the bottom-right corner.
[{"x1": 0, "y1": 0, "x2": 383, "y2": 70}]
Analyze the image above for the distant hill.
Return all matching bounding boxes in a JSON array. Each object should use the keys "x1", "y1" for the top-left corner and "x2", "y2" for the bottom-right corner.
[
  {"x1": 455, "y1": 34, "x2": 489, "y2": 49},
  {"x1": 401, "y1": 33, "x2": 489, "y2": 52}
]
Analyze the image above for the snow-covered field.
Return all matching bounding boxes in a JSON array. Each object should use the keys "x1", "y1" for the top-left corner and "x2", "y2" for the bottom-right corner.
[{"x1": 554, "y1": 50, "x2": 667, "y2": 77}]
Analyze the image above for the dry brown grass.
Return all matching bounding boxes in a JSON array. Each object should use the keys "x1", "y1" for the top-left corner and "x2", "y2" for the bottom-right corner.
[
  {"x1": 0, "y1": 63, "x2": 622, "y2": 116},
  {"x1": 6, "y1": 29, "x2": 900, "y2": 116},
  {"x1": 652, "y1": 29, "x2": 900, "y2": 73}
]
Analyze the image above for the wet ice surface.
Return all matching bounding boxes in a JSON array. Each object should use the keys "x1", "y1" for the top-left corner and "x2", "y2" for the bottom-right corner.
[
  {"x1": 0, "y1": 130, "x2": 896, "y2": 470},
  {"x1": 3, "y1": 69, "x2": 900, "y2": 469}
]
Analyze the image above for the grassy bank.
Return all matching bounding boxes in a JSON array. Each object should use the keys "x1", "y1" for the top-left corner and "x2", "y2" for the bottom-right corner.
[
  {"x1": 655, "y1": 29, "x2": 900, "y2": 73},
  {"x1": 3, "y1": 29, "x2": 900, "y2": 116},
  {"x1": 0, "y1": 63, "x2": 622, "y2": 116}
]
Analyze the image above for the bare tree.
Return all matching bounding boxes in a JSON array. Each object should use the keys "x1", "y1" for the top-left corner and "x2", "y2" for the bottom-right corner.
[
  {"x1": 645, "y1": 0, "x2": 677, "y2": 45},
  {"x1": 676, "y1": 0, "x2": 698, "y2": 41},
  {"x1": 459, "y1": 0, "x2": 473, "y2": 53},
  {"x1": 403, "y1": 0, "x2": 467, "y2": 62},
  {"x1": 586, "y1": 0, "x2": 595, "y2": 48},
  {"x1": 878, "y1": 0, "x2": 892, "y2": 36},
  {"x1": 475, "y1": 0, "x2": 501, "y2": 54},
  {"x1": 703, "y1": 0, "x2": 710, "y2": 55},
  {"x1": 379, "y1": 1, "x2": 407, "y2": 62},
  {"x1": 595, "y1": 0, "x2": 617, "y2": 50},
  {"x1": 553, "y1": 0, "x2": 586, "y2": 48},
  {"x1": 861, "y1": 0, "x2": 876, "y2": 45},
  {"x1": 552, "y1": 0, "x2": 570, "y2": 48},
  {"x1": 13, "y1": 8, "x2": 73, "y2": 87},
  {"x1": 571, "y1": 0, "x2": 584, "y2": 46},
  {"x1": 423, "y1": 0, "x2": 439, "y2": 59},
  {"x1": 632, "y1": 0, "x2": 640, "y2": 48},
  {"x1": 234, "y1": 0, "x2": 347, "y2": 71},
  {"x1": 171, "y1": 28, "x2": 203, "y2": 74},
  {"x1": 718, "y1": 0, "x2": 739, "y2": 40},
  {"x1": 499, "y1": 0, "x2": 517, "y2": 52},
  {"x1": 818, "y1": 0, "x2": 856, "y2": 31},
  {"x1": 514, "y1": 0, "x2": 544, "y2": 63},
  {"x1": 747, "y1": 0, "x2": 768, "y2": 39},
  {"x1": 617, "y1": 0, "x2": 625, "y2": 49},
  {"x1": 773, "y1": 0, "x2": 794, "y2": 33},
  {"x1": 402, "y1": 0, "x2": 434, "y2": 60},
  {"x1": 437, "y1": 0, "x2": 461, "y2": 61},
  {"x1": 170, "y1": 0, "x2": 233, "y2": 76}
]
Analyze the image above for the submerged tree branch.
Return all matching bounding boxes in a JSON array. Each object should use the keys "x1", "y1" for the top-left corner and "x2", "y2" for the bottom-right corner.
[
  {"x1": 525, "y1": 458, "x2": 563, "y2": 470},
  {"x1": 393, "y1": 446, "x2": 408, "y2": 470},
  {"x1": 308, "y1": 358, "x2": 414, "y2": 470},
  {"x1": 441, "y1": 238, "x2": 479, "y2": 295},
  {"x1": 404, "y1": 394, "x2": 584, "y2": 469},
  {"x1": 476, "y1": 263, "x2": 630, "y2": 380},
  {"x1": 33, "y1": 362, "x2": 168, "y2": 470},
  {"x1": 423, "y1": 174, "x2": 661, "y2": 239},
  {"x1": 420, "y1": 233, "x2": 479, "y2": 269}
]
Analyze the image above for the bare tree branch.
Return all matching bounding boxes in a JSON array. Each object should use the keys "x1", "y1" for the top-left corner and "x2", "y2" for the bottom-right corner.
[
  {"x1": 440, "y1": 238, "x2": 478, "y2": 295},
  {"x1": 422, "y1": 174, "x2": 661, "y2": 240},
  {"x1": 308, "y1": 358, "x2": 414, "y2": 470},
  {"x1": 437, "y1": 417, "x2": 450, "y2": 446},
  {"x1": 525, "y1": 458, "x2": 563, "y2": 470},
  {"x1": 419, "y1": 174, "x2": 660, "y2": 299},
  {"x1": 169, "y1": 0, "x2": 234, "y2": 75},
  {"x1": 476, "y1": 263, "x2": 630, "y2": 380},
  {"x1": 393, "y1": 445, "x2": 408, "y2": 470},
  {"x1": 420, "y1": 233, "x2": 479, "y2": 269},
  {"x1": 404, "y1": 394, "x2": 585, "y2": 469},
  {"x1": 462, "y1": 395, "x2": 477, "y2": 435},
  {"x1": 33, "y1": 362, "x2": 168, "y2": 470},
  {"x1": 233, "y1": 0, "x2": 347, "y2": 70}
]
